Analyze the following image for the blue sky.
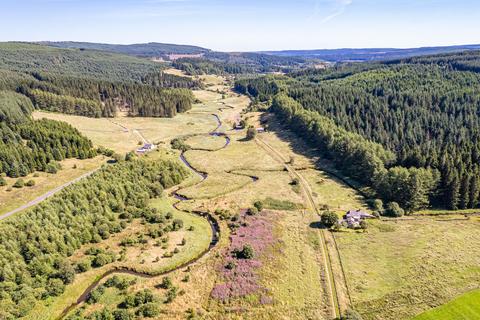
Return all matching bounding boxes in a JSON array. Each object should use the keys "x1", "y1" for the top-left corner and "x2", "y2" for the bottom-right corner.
[{"x1": 0, "y1": 0, "x2": 479, "y2": 51}]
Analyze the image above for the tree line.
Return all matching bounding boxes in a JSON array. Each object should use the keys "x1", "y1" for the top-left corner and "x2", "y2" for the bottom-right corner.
[{"x1": 0, "y1": 157, "x2": 189, "y2": 319}]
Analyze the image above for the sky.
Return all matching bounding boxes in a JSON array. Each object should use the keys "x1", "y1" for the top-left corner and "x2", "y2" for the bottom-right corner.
[{"x1": 0, "y1": 0, "x2": 479, "y2": 51}]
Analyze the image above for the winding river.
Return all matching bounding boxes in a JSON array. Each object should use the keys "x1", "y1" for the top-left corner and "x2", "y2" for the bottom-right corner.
[{"x1": 58, "y1": 114, "x2": 229, "y2": 319}]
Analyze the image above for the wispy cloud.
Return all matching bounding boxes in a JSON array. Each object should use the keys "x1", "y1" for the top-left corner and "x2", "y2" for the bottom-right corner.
[
  {"x1": 309, "y1": 0, "x2": 353, "y2": 23},
  {"x1": 321, "y1": 0, "x2": 352, "y2": 23}
]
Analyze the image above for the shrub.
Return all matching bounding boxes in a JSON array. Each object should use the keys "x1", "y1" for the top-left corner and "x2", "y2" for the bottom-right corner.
[
  {"x1": 321, "y1": 211, "x2": 338, "y2": 228},
  {"x1": 165, "y1": 287, "x2": 178, "y2": 303},
  {"x1": 368, "y1": 199, "x2": 383, "y2": 211},
  {"x1": 384, "y1": 202, "x2": 405, "y2": 217},
  {"x1": 253, "y1": 200, "x2": 264, "y2": 212},
  {"x1": 46, "y1": 162, "x2": 60, "y2": 174},
  {"x1": 171, "y1": 138, "x2": 190, "y2": 152},
  {"x1": 0, "y1": 177, "x2": 6, "y2": 186},
  {"x1": 359, "y1": 220, "x2": 368, "y2": 230},
  {"x1": 92, "y1": 253, "x2": 114, "y2": 267},
  {"x1": 26, "y1": 179, "x2": 35, "y2": 187},
  {"x1": 105, "y1": 275, "x2": 134, "y2": 290},
  {"x1": 135, "y1": 289, "x2": 154, "y2": 304},
  {"x1": 120, "y1": 295, "x2": 136, "y2": 309},
  {"x1": 234, "y1": 244, "x2": 255, "y2": 259},
  {"x1": 54, "y1": 259, "x2": 75, "y2": 284},
  {"x1": 136, "y1": 303, "x2": 160, "y2": 317},
  {"x1": 245, "y1": 126, "x2": 257, "y2": 140},
  {"x1": 87, "y1": 285, "x2": 105, "y2": 304},
  {"x1": 172, "y1": 219, "x2": 184, "y2": 231},
  {"x1": 125, "y1": 152, "x2": 136, "y2": 161},
  {"x1": 76, "y1": 259, "x2": 91, "y2": 273},
  {"x1": 290, "y1": 178, "x2": 300, "y2": 185},
  {"x1": 46, "y1": 278, "x2": 65, "y2": 297},
  {"x1": 158, "y1": 277, "x2": 172, "y2": 289},
  {"x1": 247, "y1": 207, "x2": 259, "y2": 216},
  {"x1": 113, "y1": 309, "x2": 133, "y2": 320},
  {"x1": 13, "y1": 178, "x2": 24, "y2": 188}
]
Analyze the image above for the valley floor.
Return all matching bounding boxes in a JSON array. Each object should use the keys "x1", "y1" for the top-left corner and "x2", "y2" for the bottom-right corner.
[{"x1": 26, "y1": 73, "x2": 480, "y2": 320}]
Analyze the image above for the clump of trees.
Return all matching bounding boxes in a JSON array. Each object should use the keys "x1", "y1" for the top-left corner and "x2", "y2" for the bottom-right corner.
[
  {"x1": 0, "y1": 103, "x2": 95, "y2": 178},
  {"x1": 321, "y1": 211, "x2": 339, "y2": 228},
  {"x1": 171, "y1": 137, "x2": 191, "y2": 152},
  {"x1": 0, "y1": 157, "x2": 189, "y2": 318}
]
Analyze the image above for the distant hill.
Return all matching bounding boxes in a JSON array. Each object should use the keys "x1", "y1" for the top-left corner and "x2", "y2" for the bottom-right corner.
[
  {"x1": 40, "y1": 41, "x2": 210, "y2": 58},
  {"x1": 261, "y1": 44, "x2": 480, "y2": 62},
  {"x1": 0, "y1": 42, "x2": 163, "y2": 81}
]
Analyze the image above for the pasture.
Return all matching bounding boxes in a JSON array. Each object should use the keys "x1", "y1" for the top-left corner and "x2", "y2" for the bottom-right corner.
[
  {"x1": 413, "y1": 289, "x2": 480, "y2": 320},
  {"x1": 334, "y1": 217, "x2": 480, "y2": 320}
]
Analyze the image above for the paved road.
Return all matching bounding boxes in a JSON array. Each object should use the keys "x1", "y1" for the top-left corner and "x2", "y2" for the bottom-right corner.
[{"x1": 0, "y1": 169, "x2": 99, "y2": 221}]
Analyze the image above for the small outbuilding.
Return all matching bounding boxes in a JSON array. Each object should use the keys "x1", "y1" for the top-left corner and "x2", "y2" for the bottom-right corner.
[
  {"x1": 137, "y1": 143, "x2": 156, "y2": 153},
  {"x1": 342, "y1": 210, "x2": 374, "y2": 228}
]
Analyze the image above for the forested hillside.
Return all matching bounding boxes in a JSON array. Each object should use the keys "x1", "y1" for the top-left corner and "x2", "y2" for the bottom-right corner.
[
  {"x1": 42, "y1": 41, "x2": 210, "y2": 58},
  {"x1": 0, "y1": 43, "x2": 197, "y2": 118},
  {"x1": 0, "y1": 91, "x2": 96, "y2": 178},
  {"x1": 173, "y1": 52, "x2": 313, "y2": 75},
  {"x1": 236, "y1": 51, "x2": 480, "y2": 212},
  {"x1": 0, "y1": 157, "x2": 189, "y2": 318},
  {"x1": 262, "y1": 44, "x2": 480, "y2": 62}
]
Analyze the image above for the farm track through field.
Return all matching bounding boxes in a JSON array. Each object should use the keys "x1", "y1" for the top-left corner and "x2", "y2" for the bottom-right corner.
[
  {"x1": 255, "y1": 136, "x2": 342, "y2": 319},
  {"x1": 59, "y1": 113, "x2": 251, "y2": 319}
]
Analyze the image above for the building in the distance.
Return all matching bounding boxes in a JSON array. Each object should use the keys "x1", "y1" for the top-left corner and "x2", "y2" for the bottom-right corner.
[{"x1": 137, "y1": 143, "x2": 156, "y2": 153}]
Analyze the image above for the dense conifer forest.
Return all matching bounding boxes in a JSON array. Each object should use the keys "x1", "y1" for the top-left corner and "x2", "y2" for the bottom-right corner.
[
  {"x1": 0, "y1": 157, "x2": 189, "y2": 318},
  {"x1": 172, "y1": 52, "x2": 312, "y2": 75},
  {"x1": 0, "y1": 43, "x2": 197, "y2": 118},
  {"x1": 236, "y1": 51, "x2": 480, "y2": 211},
  {"x1": 0, "y1": 91, "x2": 96, "y2": 177}
]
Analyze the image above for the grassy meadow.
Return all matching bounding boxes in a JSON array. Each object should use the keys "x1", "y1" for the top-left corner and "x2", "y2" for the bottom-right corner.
[{"x1": 334, "y1": 218, "x2": 480, "y2": 320}]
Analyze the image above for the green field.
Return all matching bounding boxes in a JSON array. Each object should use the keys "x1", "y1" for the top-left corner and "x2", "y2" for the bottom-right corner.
[
  {"x1": 334, "y1": 218, "x2": 480, "y2": 320},
  {"x1": 413, "y1": 290, "x2": 480, "y2": 320}
]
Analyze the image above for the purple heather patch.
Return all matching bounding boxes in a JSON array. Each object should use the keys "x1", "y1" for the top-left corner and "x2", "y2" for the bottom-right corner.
[{"x1": 211, "y1": 210, "x2": 278, "y2": 302}]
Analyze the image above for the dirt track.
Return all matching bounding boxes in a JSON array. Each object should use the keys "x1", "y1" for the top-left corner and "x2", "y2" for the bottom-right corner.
[{"x1": 0, "y1": 169, "x2": 99, "y2": 221}]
